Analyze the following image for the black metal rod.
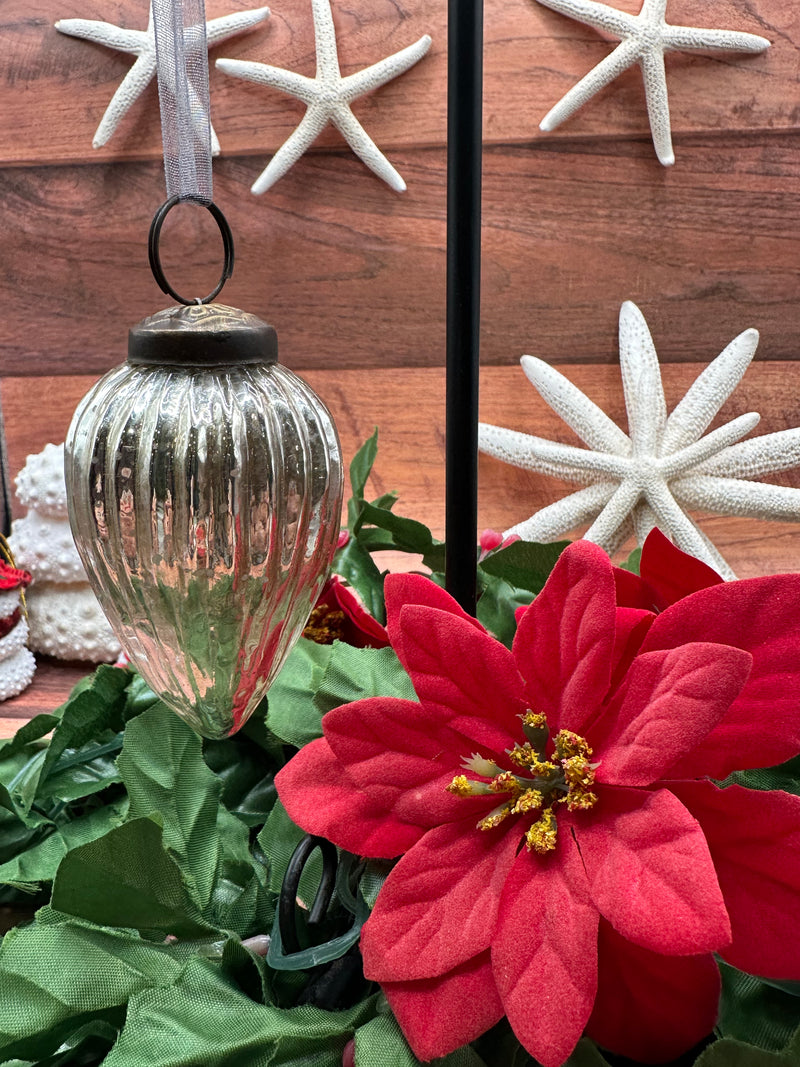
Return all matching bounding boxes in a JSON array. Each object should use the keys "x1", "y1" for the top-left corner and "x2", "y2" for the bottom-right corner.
[{"x1": 445, "y1": 0, "x2": 483, "y2": 614}]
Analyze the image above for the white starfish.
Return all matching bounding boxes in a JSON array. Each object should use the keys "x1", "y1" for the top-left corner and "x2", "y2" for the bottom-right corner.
[
  {"x1": 479, "y1": 301, "x2": 800, "y2": 579},
  {"x1": 215, "y1": 0, "x2": 431, "y2": 193},
  {"x1": 534, "y1": 0, "x2": 769, "y2": 165},
  {"x1": 55, "y1": 3, "x2": 271, "y2": 152}
]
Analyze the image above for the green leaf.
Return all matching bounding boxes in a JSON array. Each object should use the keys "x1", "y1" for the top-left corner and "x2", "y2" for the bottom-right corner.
[
  {"x1": 694, "y1": 1036, "x2": 794, "y2": 1065},
  {"x1": 13, "y1": 667, "x2": 131, "y2": 814},
  {"x1": 475, "y1": 573, "x2": 534, "y2": 647},
  {"x1": 50, "y1": 816, "x2": 214, "y2": 938},
  {"x1": 102, "y1": 956, "x2": 382, "y2": 1067},
  {"x1": 0, "y1": 914, "x2": 188, "y2": 1061},
  {"x1": 2, "y1": 1018, "x2": 121, "y2": 1067},
  {"x1": 478, "y1": 540, "x2": 568, "y2": 594},
  {"x1": 348, "y1": 430, "x2": 379, "y2": 509},
  {"x1": 724, "y1": 756, "x2": 800, "y2": 797},
  {"x1": 117, "y1": 706, "x2": 223, "y2": 911},
  {"x1": 0, "y1": 799, "x2": 128, "y2": 891},
  {"x1": 334, "y1": 538, "x2": 386, "y2": 623},
  {"x1": 266, "y1": 639, "x2": 333, "y2": 749},
  {"x1": 0, "y1": 716, "x2": 59, "y2": 761},
  {"x1": 359, "y1": 501, "x2": 440, "y2": 555},
  {"x1": 354, "y1": 1008, "x2": 490, "y2": 1066},
  {"x1": 618, "y1": 546, "x2": 642, "y2": 575},
  {"x1": 314, "y1": 643, "x2": 416, "y2": 716},
  {"x1": 203, "y1": 733, "x2": 279, "y2": 827},
  {"x1": 718, "y1": 962, "x2": 800, "y2": 1052},
  {"x1": 42, "y1": 739, "x2": 123, "y2": 803}
]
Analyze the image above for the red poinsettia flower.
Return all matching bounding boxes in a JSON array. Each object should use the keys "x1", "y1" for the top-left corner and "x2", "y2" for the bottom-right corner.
[
  {"x1": 302, "y1": 576, "x2": 389, "y2": 649},
  {"x1": 277, "y1": 540, "x2": 800, "y2": 1066}
]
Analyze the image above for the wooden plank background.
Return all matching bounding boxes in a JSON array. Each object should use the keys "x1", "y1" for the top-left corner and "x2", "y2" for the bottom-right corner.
[{"x1": 2, "y1": 0, "x2": 800, "y2": 727}]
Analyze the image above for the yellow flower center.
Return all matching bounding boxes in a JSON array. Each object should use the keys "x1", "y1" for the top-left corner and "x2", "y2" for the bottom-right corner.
[
  {"x1": 446, "y1": 712, "x2": 598, "y2": 854},
  {"x1": 303, "y1": 605, "x2": 347, "y2": 644}
]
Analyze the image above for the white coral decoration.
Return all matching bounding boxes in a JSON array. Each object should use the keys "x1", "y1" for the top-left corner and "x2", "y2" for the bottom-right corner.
[
  {"x1": 11, "y1": 443, "x2": 121, "y2": 662},
  {"x1": 479, "y1": 301, "x2": 800, "y2": 580}
]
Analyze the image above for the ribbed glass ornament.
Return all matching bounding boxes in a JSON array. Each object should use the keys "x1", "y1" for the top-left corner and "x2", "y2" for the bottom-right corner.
[{"x1": 65, "y1": 304, "x2": 343, "y2": 739}]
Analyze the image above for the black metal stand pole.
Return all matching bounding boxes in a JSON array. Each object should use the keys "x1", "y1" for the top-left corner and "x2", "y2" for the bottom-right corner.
[{"x1": 445, "y1": 0, "x2": 483, "y2": 614}]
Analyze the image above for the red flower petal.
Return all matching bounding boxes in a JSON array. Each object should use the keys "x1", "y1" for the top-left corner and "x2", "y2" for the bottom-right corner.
[
  {"x1": 384, "y1": 572, "x2": 483, "y2": 665},
  {"x1": 574, "y1": 787, "x2": 731, "y2": 955},
  {"x1": 392, "y1": 605, "x2": 527, "y2": 752},
  {"x1": 613, "y1": 565, "x2": 656, "y2": 611},
  {"x1": 321, "y1": 576, "x2": 389, "y2": 647},
  {"x1": 593, "y1": 644, "x2": 751, "y2": 787},
  {"x1": 361, "y1": 816, "x2": 521, "y2": 982},
  {"x1": 643, "y1": 575, "x2": 800, "y2": 777},
  {"x1": 669, "y1": 780, "x2": 800, "y2": 980},
  {"x1": 609, "y1": 606, "x2": 655, "y2": 694},
  {"x1": 513, "y1": 540, "x2": 616, "y2": 735},
  {"x1": 323, "y1": 697, "x2": 496, "y2": 826},
  {"x1": 381, "y1": 950, "x2": 504, "y2": 1062},
  {"x1": 275, "y1": 738, "x2": 426, "y2": 858},
  {"x1": 492, "y1": 831, "x2": 599, "y2": 1067},
  {"x1": 640, "y1": 528, "x2": 724, "y2": 608},
  {"x1": 586, "y1": 919, "x2": 720, "y2": 1064}
]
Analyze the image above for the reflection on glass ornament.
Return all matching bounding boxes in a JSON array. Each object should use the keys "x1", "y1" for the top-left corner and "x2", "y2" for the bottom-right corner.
[{"x1": 65, "y1": 303, "x2": 344, "y2": 739}]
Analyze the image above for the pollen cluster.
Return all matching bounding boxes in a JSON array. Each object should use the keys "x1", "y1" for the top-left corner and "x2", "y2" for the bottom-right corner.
[{"x1": 446, "y1": 711, "x2": 598, "y2": 854}]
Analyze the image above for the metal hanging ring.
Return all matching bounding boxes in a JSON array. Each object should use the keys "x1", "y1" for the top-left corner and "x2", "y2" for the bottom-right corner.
[{"x1": 148, "y1": 195, "x2": 235, "y2": 305}]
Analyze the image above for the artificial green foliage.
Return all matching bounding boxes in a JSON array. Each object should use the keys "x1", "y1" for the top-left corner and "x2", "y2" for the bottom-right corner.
[
  {"x1": 2, "y1": 437, "x2": 800, "y2": 1067},
  {"x1": 718, "y1": 964, "x2": 800, "y2": 1053}
]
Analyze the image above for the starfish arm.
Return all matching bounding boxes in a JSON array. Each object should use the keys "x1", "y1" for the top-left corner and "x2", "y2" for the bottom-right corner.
[
  {"x1": 672, "y1": 476, "x2": 800, "y2": 524},
  {"x1": 640, "y1": 0, "x2": 668, "y2": 20},
  {"x1": 209, "y1": 120, "x2": 221, "y2": 156},
  {"x1": 505, "y1": 482, "x2": 617, "y2": 541},
  {"x1": 605, "y1": 511, "x2": 636, "y2": 556},
  {"x1": 54, "y1": 20, "x2": 147, "y2": 56},
  {"x1": 659, "y1": 412, "x2": 760, "y2": 478},
  {"x1": 479, "y1": 423, "x2": 628, "y2": 481},
  {"x1": 618, "y1": 302, "x2": 667, "y2": 457},
  {"x1": 248, "y1": 106, "x2": 330, "y2": 194},
  {"x1": 663, "y1": 26, "x2": 770, "y2": 55},
  {"x1": 533, "y1": 0, "x2": 638, "y2": 39},
  {"x1": 331, "y1": 107, "x2": 407, "y2": 191},
  {"x1": 639, "y1": 48, "x2": 674, "y2": 166},
  {"x1": 643, "y1": 481, "x2": 735, "y2": 576},
  {"x1": 92, "y1": 54, "x2": 156, "y2": 147},
  {"x1": 674, "y1": 516, "x2": 737, "y2": 580},
  {"x1": 696, "y1": 429, "x2": 800, "y2": 479},
  {"x1": 583, "y1": 480, "x2": 641, "y2": 550},
  {"x1": 631, "y1": 500, "x2": 658, "y2": 545},
  {"x1": 215, "y1": 58, "x2": 317, "y2": 104},
  {"x1": 661, "y1": 328, "x2": 759, "y2": 454},
  {"x1": 311, "y1": 0, "x2": 342, "y2": 80},
  {"x1": 205, "y1": 7, "x2": 271, "y2": 46},
  {"x1": 540, "y1": 36, "x2": 642, "y2": 131},
  {"x1": 520, "y1": 356, "x2": 631, "y2": 455},
  {"x1": 342, "y1": 35, "x2": 432, "y2": 99}
]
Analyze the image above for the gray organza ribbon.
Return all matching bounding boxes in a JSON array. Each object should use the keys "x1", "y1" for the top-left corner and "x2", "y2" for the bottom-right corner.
[{"x1": 151, "y1": 0, "x2": 213, "y2": 202}]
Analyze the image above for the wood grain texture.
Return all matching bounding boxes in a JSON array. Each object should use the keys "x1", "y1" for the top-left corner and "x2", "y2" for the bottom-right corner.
[
  {"x1": 3, "y1": 133, "x2": 800, "y2": 377},
  {"x1": 0, "y1": 0, "x2": 791, "y2": 167},
  {"x1": 0, "y1": 659, "x2": 91, "y2": 732},
  {"x1": 3, "y1": 362, "x2": 799, "y2": 579}
]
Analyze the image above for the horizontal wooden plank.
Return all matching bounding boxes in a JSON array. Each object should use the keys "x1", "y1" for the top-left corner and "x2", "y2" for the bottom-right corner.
[
  {"x1": 3, "y1": 355, "x2": 800, "y2": 731},
  {"x1": 0, "y1": 658, "x2": 91, "y2": 731},
  {"x1": 3, "y1": 363, "x2": 800, "y2": 581},
  {"x1": 0, "y1": 0, "x2": 791, "y2": 167},
  {"x1": 3, "y1": 135, "x2": 800, "y2": 376}
]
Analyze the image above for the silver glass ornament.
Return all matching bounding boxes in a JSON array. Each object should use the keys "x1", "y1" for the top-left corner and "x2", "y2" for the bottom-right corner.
[{"x1": 65, "y1": 303, "x2": 344, "y2": 739}]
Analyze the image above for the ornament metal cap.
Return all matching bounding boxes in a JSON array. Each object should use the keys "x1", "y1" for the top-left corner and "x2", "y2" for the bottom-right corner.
[{"x1": 128, "y1": 303, "x2": 278, "y2": 367}]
